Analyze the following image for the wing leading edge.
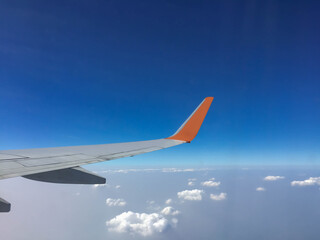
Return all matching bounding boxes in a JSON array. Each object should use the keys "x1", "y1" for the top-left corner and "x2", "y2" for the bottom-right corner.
[{"x1": 0, "y1": 97, "x2": 213, "y2": 212}]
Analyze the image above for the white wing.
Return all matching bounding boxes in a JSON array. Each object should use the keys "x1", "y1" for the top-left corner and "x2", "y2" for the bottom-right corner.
[
  {"x1": 0, "y1": 97, "x2": 213, "y2": 212},
  {"x1": 0, "y1": 139, "x2": 184, "y2": 180}
]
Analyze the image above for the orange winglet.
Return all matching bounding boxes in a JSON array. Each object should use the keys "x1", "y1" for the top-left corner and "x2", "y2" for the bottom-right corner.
[{"x1": 166, "y1": 97, "x2": 214, "y2": 142}]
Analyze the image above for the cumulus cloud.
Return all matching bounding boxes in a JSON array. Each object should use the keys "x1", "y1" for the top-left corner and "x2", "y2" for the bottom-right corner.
[
  {"x1": 264, "y1": 176, "x2": 285, "y2": 181},
  {"x1": 256, "y1": 187, "x2": 266, "y2": 191},
  {"x1": 291, "y1": 177, "x2": 320, "y2": 186},
  {"x1": 92, "y1": 183, "x2": 120, "y2": 189},
  {"x1": 177, "y1": 189, "x2": 204, "y2": 201},
  {"x1": 188, "y1": 178, "x2": 197, "y2": 186},
  {"x1": 161, "y1": 206, "x2": 180, "y2": 216},
  {"x1": 210, "y1": 193, "x2": 227, "y2": 201},
  {"x1": 106, "y1": 211, "x2": 172, "y2": 236},
  {"x1": 165, "y1": 198, "x2": 172, "y2": 205},
  {"x1": 201, "y1": 180, "x2": 221, "y2": 187},
  {"x1": 106, "y1": 198, "x2": 127, "y2": 207},
  {"x1": 188, "y1": 181, "x2": 195, "y2": 186}
]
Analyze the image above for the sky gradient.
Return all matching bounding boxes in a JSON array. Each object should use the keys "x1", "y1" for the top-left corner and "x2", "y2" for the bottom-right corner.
[
  {"x1": 0, "y1": 0, "x2": 319, "y2": 166},
  {"x1": 1, "y1": 2, "x2": 320, "y2": 240}
]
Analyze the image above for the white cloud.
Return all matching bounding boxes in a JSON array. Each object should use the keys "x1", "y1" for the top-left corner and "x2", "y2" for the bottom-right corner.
[
  {"x1": 147, "y1": 200, "x2": 155, "y2": 205},
  {"x1": 177, "y1": 189, "x2": 204, "y2": 201},
  {"x1": 201, "y1": 180, "x2": 221, "y2": 187},
  {"x1": 188, "y1": 178, "x2": 197, "y2": 186},
  {"x1": 210, "y1": 193, "x2": 227, "y2": 201},
  {"x1": 92, "y1": 184, "x2": 107, "y2": 188},
  {"x1": 188, "y1": 181, "x2": 195, "y2": 186},
  {"x1": 92, "y1": 183, "x2": 121, "y2": 189},
  {"x1": 171, "y1": 218, "x2": 178, "y2": 227},
  {"x1": 161, "y1": 206, "x2": 180, "y2": 216},
  {"x1": 98, "y1": 168, "x2": 211, "y2": 174},
  {"x1": 291, "y1": 177, "x2": 320, "y2": 186},
  {"x1": 115, "y1": 169, "x2": 131, "y2": 173},
  {"x1": 256, "y1": 187, "x2": 266, "y2": 191},
  {"x1": 100, "y1": 169, "x2": 158, "y2": 174},
  {"x1": 165, "y1": 198, "x2": 172, "y2": 205},
  {"x1": 162, "y1": 168, "x2": 195, "y2": 173},
  {"x1": 106, "y1": 198, "x2": 127, "y2": 207},
  {"x1": 264, "y1": 176, "x2": 285, "y2": 181},
  {"x1": 106, "y1": 211, "x2": 172, "y2": 236},
  {"x1": 146, "y1": 200, "x2": 161, "y2": 211}
]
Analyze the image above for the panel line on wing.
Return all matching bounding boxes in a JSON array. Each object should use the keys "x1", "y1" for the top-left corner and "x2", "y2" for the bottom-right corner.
[
  {"x1": 97, "y1": 146, "x2": 163, "y2": 160},
  {"x1": 16, "y1": 154, "x2": 94, "y2": 167}
]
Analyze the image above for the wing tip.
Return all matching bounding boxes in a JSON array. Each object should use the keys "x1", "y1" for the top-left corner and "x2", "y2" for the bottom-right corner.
[{"x1": 166, "y1": 96, "x2": 213, "y2": 142}]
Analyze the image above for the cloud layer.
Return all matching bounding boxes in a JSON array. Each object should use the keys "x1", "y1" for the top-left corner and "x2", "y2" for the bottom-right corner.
[{"x1": 162, "y1": 168, "x2": 195, "y2": 173}]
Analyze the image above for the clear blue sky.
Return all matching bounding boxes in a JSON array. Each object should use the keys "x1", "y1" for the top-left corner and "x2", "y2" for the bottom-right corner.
[{"x1": 0, "y1": 0, "x2": 319, "y2": 165}]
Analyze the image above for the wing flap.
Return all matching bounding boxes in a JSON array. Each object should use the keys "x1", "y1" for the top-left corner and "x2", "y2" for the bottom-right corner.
[
  {"x1": 0, "y1": 198, "x2": 11, "y2": 213},
  {"x1": 23, "y1": 167, "x2": 106, "y2": 184}
]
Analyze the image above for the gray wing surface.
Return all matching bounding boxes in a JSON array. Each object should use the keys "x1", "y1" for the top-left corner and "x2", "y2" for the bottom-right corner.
[{"x1": 0, "y1": 139, "x2": 184, "y2": 180}]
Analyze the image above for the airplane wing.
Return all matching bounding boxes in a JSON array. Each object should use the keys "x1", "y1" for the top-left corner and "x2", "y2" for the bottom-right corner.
[{"x1": 0, "y1": 97, "x2": 213, "y2": 212}]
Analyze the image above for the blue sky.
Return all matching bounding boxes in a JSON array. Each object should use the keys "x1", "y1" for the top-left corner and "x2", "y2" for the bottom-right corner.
[{"x1": 0, "y1": 0, "x2": 319, "y2": 165}]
